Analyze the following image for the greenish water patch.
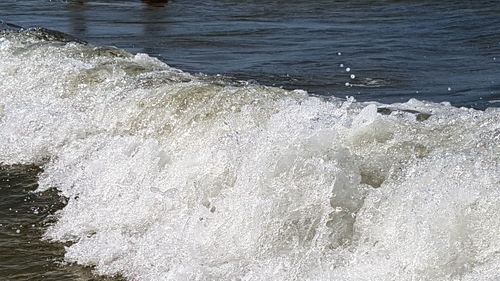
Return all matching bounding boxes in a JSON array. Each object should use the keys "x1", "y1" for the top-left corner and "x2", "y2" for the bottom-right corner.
[{"x1": 0, "y1": 165, "x2": 123, "y2": 281}]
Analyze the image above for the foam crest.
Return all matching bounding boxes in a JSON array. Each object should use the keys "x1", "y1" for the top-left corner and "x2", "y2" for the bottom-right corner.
[{"x1": 1, "y1": 31, "x2": 499, "y2": 280}]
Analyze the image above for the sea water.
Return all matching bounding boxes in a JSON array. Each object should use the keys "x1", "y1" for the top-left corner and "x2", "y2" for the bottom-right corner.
[
  {"x1": 0, "y1": 1, "x2": 499, "y2": 280},
  {"x1": 1, "y1": 0, "x2": 499, "y2": 108}
]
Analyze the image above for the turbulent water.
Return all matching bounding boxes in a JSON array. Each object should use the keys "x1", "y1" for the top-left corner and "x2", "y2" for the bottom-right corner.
[
  {"x1": 2, "y1": 0, "x2": 500, "y2": 108},
  {"x1": 0, "y1": 29, "x2": 499, "y2": 280},
  {"x1": 0, "y1": 165, "x2": 123, "y2": 280}
]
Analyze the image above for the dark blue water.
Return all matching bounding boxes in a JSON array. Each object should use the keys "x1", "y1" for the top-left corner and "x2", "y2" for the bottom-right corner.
[
  {"x1": 0, "y1": 0, "x2": 500, "y2": 108},
  {"x1": 1, "y1": 0, "x2": 500, "y2": 108}
]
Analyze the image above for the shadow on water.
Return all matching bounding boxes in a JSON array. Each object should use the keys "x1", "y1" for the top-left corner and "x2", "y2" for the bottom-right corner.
[
  {"x1": 141, "y1": 0, "x2": 171, "y2": 56},
  {"x1": 68, "y1": 0, "x2": 87, "y2": 36},
  {"x1": 0, "y1": 165, "x2": 124, "y2": 281},
  {"x1": 143, "y1": 0, "x2": 169, "y2": 8}
]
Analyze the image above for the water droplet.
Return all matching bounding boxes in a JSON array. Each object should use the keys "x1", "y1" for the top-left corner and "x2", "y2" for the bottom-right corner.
[
  {"x1": 346, "y1": 68, "x2": 351, "y2": 72},
  {"x1": 340, "y1": 63, "x2": 344, "y2": 67},
  {"x1": 16, "y1": 229, "x2": 20, "y2": 234},
  {"x1": 345, "y1": 82, "x2": 350, "y2": 86},
  {"x1": 337, "y1": 52, "x2": 342, "y2": 56},
  {"x1": 448, "y1": 87, "x2": 452, "y2": 91},
  {"x1": 350, "y1": 74, "x2": 356, "y2": 79}
]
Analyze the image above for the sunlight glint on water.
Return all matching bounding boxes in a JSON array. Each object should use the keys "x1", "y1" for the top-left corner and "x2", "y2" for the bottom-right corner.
[{"x1": 0, "y1": 30, "x2": 499, "y2": 280}]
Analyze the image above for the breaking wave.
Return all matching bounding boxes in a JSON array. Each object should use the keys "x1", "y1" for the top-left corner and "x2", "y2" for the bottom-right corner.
[{"x1": 0, "y1": 29, "x2": 499, "y2": 280}]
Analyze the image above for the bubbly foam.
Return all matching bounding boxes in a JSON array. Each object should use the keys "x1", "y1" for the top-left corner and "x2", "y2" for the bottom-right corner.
[{"x1": 1, "y1": 30, "x2": 499, "y2": 280}]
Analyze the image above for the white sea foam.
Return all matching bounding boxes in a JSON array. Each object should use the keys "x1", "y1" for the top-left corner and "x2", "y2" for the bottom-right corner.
[{"x1": 0, "y1": 31, "x2": 499, "y2": 281}]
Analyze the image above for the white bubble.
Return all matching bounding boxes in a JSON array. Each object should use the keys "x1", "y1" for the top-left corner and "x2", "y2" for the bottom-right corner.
[
  {"x1": 2, "y1": 32, "x2": 499, "y2": 281},
  {"x1": 346, "y1": 67, "x2": 351, "y2": 72},
  {"x1": 340, "y1": 64, "x2": 344, "y2": 67},
  {"x1": 337, "y1": 52, "x2": 342, "y2": 56},
  {"x1": 16, "y1": 229, "x2": 20, "y2": 234},
  {"x1": 448, "y1": 87, "x2": 452, "y2": 91},
  {"x1": 350, "y1": 74, "x2": 356, "y2": 79}
]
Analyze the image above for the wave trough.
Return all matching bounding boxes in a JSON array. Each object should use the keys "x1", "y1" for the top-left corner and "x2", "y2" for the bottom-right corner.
[{"x1": 0, "y1": 30, "x2": 499, "y2": 281}]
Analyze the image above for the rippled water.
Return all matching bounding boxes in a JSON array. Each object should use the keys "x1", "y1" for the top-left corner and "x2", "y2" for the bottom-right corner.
[
  {"x1": 0, "y1": 1, "x2": 499, "y2": 281},
  {"x1": 1, "y1": 0, "x2": 499, "y2": 108}
]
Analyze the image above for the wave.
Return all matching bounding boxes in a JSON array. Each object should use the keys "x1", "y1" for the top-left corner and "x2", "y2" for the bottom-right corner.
[{"x1": 1, "y1": 29, "x2": 499, "y2": 280}]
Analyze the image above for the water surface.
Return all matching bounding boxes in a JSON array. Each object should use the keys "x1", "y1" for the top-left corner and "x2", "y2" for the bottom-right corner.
[
  {"x1": 0, "y1": 166, "x2": 123, "y2": 280},
  {"x1": 1, "y1": 0, "x2": 499, "y2": 108},
  {"x1": 0, "y1": 1, "x2": 499, "y2": 280}
]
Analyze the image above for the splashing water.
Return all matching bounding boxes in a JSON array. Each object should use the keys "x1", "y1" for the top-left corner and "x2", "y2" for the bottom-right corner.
[{"x1": 0, "y1": 30, "x2": 499, "y2": 281}]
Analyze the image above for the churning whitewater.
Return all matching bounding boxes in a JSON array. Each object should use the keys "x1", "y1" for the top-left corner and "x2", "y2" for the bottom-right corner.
[{"x1": 0, "y1": 29, "x2": 499, "y2": 281}]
